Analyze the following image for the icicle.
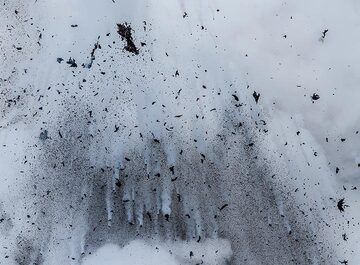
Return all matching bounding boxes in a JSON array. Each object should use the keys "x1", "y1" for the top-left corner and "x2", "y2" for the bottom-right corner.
[
  {"x1": 275, "y1": 196, "x2": 292, "y2": 234},
  {"x1": 194, "y1": 208, "x2": 203, "y2": 238},
  {"x1": 161, "y1": 190, "x2": 172, "y2": 217},
  {"x1": 123, "y1": 187, "x2": 134, "y2": 224},
  {"x1": 112, "y1": 162, "x2": 120, "y2": 192},
  {"x1": 106, "y1": 180, "x2": 114, "y2": 227},
  {"x1": 136, "y1": 203, "x2": 144, "y2": 227}
]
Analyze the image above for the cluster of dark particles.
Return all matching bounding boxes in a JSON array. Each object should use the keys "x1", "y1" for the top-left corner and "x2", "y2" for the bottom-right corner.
[{"x1": 0, "y1": 1, "x2": 358, "y2": 265}]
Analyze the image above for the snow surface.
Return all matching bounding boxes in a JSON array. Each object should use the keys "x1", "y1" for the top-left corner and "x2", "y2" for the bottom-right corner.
[{"x1": 82, "y1": 239, "x2": 232, "y2": 265}]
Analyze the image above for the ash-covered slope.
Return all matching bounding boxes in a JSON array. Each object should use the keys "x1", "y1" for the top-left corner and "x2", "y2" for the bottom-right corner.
[{"x1": 1, "y1": 0, "x2": 358, "y2": 264}]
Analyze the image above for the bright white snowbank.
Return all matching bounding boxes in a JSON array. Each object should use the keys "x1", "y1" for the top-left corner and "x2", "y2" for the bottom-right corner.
[{"x1": 82, "y1": 239, "x2": 232, "y2": 265}]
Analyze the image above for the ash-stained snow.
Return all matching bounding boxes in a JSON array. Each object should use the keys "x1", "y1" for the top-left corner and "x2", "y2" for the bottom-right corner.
[{"x1": 1, "y1": 0, "x2": 360, "y2": 264}]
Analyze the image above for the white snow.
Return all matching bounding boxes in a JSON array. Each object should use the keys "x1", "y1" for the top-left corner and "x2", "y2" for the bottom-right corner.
[{"x1": 82, "y1": 239, "x2": 232, "y2": 265}]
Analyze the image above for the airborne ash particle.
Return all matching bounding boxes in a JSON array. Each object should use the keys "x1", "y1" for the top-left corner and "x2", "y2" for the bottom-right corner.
[
  {"x1": 66, "y1": 58, "x2": 77, "y2": 67},
  {"x1": 321, "y1": 29, "x2": 328, "y2": 39},
  {"x1": 39, "y1": 130, "x2": 49, "y2": 141},
  {"x1": 337, "y1": 198, "x2": 348, "y2": 212},
  {"x1": 342, "y1": 233, "x2": 348, "y2": 241},
  {"x1": 219, "y1": 204, "x2": 229, "y2": 211},
  {"x1": 311, "y1": 93, "x2": 320, "y2": 101},
  {"x1": 116, "y1": 23, "x2": 139, "y2": 55},
  {"x1": 83, "y1": 42, "x2": 101, "y2": 69},
  {"x1": 115, "y1": 179, "x2": 122, "y2": 188},
  {"x1": 252, "y1": 91, "x2": 260, "y2": 103}
]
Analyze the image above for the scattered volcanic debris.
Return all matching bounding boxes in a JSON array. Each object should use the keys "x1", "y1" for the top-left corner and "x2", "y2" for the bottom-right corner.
[
  {"x1": 320, "y1": 29, "x2": 328, "y2": 42},
  {"x1": 311, "y1": 93, "x2": 320, "y2": 101},
  {"x1": 337, "y1": 198, "x2": 348, "y2": 212},
  {"x1": 0, "y1": 2, "x2": 353, "y2": 264},
  {"x1": 219, "y1": 204, "x2": 229, "y2": 211},
  {"x1": 342, "y1": 233, "x2": 348, "y2": 241},
  {"x1": 232, "y1": 94, "x2": 239, "y2": 101},
  {"x1": 39, "y1": 130, "x2": 49, "y2": 141},
  {"x1": 252, "y1": 91, "x2": 260, "y2": 103},
  {"x1": 66, "y1": 57, "x2": 77, "y2": 67},
  {"x1": 83, "y1": 41, "x2": 101, "y2": 69},
  {"x1": 115, "y1": 179, "x2": 122, "y2": 188},
  {"x1": 116, "y1": 23, "x2": 139, "y2": 55}
]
